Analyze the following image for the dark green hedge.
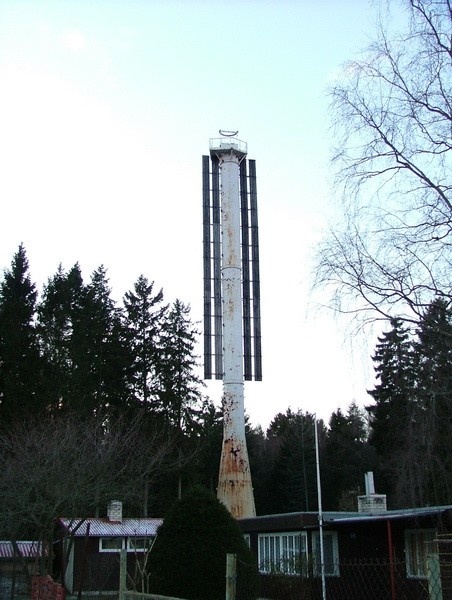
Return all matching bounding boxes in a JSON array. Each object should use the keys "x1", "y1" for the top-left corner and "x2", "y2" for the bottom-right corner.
[{"x1": 147, "y1": 486, "x2": 259, "y2": 600}]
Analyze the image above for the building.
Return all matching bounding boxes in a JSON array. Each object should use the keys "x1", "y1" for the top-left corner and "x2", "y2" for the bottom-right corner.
[
  {"x1": 54, "y1": 501, "x2": 162, "y2": 595},
  {"x1": 0, "y1": 541, "x2": 45, "y2": 599},
  {"x1": 239, "y1": 504, "x2": 452, "y2": 600}
]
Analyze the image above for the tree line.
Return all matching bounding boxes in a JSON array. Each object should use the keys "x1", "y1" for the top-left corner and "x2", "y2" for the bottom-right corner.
[{"x1": 0, "y1": 244, "x2": 450, "y2": 561}]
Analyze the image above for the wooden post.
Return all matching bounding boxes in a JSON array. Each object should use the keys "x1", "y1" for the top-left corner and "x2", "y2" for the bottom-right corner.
[
  {"x1": 119, "y1": 549, "x2": 127, "y2": 600},
  {"x1": 225, "y1": 553, "x2": 237, "y2": 600}
]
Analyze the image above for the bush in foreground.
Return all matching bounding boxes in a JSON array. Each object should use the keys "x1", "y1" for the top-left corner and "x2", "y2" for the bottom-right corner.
[{"x1": 147, "y1": 486, "x2": 259, "y2": 600}]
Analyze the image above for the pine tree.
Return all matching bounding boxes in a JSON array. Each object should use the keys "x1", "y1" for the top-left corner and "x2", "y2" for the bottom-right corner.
[
  {"x1": 0, "y1": 244, "x2": 45, "y2": 424},
  {"x1": 123, "y1": 275, "x2": 167, "y2": 413}
]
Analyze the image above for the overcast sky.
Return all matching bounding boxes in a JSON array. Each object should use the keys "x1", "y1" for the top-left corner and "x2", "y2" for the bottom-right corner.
[{"x1": 0, "y1": 0, "x2": 404, "y2": 429}]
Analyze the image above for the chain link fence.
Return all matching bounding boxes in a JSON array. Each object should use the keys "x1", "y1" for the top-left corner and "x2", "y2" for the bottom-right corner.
[{"x1": 254, "y1": 557, "x2": 449, "y2": 600}]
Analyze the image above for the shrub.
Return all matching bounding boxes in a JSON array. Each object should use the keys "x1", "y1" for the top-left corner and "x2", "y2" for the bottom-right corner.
[{"x1": 147, "y1": 486, "x2": 259, "y2": 600}]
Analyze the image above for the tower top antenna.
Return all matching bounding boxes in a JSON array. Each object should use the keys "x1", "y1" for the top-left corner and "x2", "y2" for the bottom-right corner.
[{"x1": 219, "y1": 129, "x2": 238, "y2": 137}]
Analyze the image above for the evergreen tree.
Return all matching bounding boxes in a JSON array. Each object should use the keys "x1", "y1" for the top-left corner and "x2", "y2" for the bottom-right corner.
[
  {"x1": 82, "y1": 266, "x2": 132, "y2": 415},
  {"x1": 154, "y1": 300, "x2": 205, "y2": 501},
  {"x1": 156, "y1": 299, "x2": 204, "y2": 432},
  {"x1": 323, "y1": 403, "x2": 376, "y2": 510},
  {"x1": 38, "y1": 264, "x2": 132, "y2": 416},
  {"x1": 367, "y1": 305, "x2": 452, "y2": 506},
  {"x1": 266, "y1": 409, "x2": 321, "y2": 513},
  {"x1": 411, "y1": 298, "x2": 452, "y2": 504},
  {"x1": 0, "y1": 245, "x2": 45, "y2": 424},
  {"x1": 195, "y1": 401, "x2": 223, "y2": 494},
  {"x1": 367, "y1": 318, "x2": 416, "y2": 458},
  {"x1": 245, "y1": 420, "x2": 272, "y2": 515},
  {"x1": 123, "y1": 275, "x2": 167, "y2": 413},
  {"x1": 37, "y1": 263, "x2": 86, "y2": 413},
  {"x1": 147, "y1": 486, "x2": 258, "y2": 600}
]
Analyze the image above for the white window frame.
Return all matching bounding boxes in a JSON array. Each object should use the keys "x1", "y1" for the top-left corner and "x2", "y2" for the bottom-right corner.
[
  {"x1": 258, "y1": 532, "x2": 308, "y2": 576},
  {"x1": 405, "y1": 529, "x2": 436, "y2": 579},
  {"x1": 311, "y1": 531, "x2": 340, "y2": 577},
  {"x1": 127, "y1": 537, "x2": 154, "y2": 553},
  {"x1": 99, "y1": 537, "x2": 125, "y2": 552}
]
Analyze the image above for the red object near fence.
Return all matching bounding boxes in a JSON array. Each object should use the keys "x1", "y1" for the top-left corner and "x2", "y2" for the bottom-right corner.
[{"x1": 32, "y1": 575, "x2": 66, "y2": 600}]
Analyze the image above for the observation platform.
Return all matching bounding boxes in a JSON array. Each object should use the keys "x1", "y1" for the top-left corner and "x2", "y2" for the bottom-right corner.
[{"x1": 209, "y1": 136, "x2": 247, "y2": 158}]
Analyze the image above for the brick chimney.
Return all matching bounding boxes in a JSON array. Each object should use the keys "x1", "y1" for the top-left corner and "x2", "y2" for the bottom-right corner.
[
  {"x1": 357, "y1": 472, "x2": 387, "y2": 514},
  {"x1": 107, "y1": 500, "x2": 123, "y2": 522}
]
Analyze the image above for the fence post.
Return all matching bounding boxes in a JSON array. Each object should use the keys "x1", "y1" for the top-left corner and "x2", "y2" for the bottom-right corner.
[
  {"x1": 119, "y1": 549, "x2": 127, "y2": 600},
  {"x1": 225, "y1": 553, "x2": 237, "y2": 600},
  {"x1": 427, "y1": 552, "x2": 443, "y2": 600}
]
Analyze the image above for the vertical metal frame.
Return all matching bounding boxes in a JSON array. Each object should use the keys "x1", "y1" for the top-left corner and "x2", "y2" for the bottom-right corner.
[
  {"x1": 202, "y1": 155, "x2": 212, "y2": 379},
  {"x1": 249, "y1": 159, "x2": 262, "y2": 381},
  {"x1": 240, "y1": 159, "x2": 252, "y2": 381}
]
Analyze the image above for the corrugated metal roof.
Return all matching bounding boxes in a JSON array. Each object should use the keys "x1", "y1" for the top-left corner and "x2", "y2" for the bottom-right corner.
[
  {"x1": 0, "y1": 541, "x2": 45, "y2": 559},
  {"x1": 58, "y1": 518, "x2": 163, "y2": 537}
]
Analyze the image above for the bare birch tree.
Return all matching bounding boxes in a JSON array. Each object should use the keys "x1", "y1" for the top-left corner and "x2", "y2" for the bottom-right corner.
[{"x1": 315, "y1": 0, "x2": 452, "y2": 328}]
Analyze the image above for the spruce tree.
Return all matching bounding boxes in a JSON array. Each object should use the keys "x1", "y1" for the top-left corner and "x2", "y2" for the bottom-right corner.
[
  {"x1": 123, "y1": 275, "x2": 167, "y2": 413},
  {"x1": 156, "y1": 299, "x2": 204, "y2": 432},
  {"x1": 323, "y1": 403, "x2": 376, "y2": 510},
  {"x1": 413, "y1": 298, "x2": 452, "y2": 504},
  {"x1": 0, "y1": 244, "x2": 45, "y2": 424},
  {"x1": 37, "y1": 263, "x2": 86, "y2": 414},
  {"x1": 266, "y1": 409, "x2": 320, "y2": 513},
  {"x1": 38, "y1": 264, "x2": 132, "y2": 416},
  {"x1": 367, "y1": 318, "x2": 416, "y2": 458},
  {"x1": 83, "y1": 266, "x2": 132, "y2": 415}
]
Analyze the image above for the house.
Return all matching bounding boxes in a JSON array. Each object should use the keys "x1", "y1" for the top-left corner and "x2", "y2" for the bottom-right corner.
[
  {"x1": 54, "y1": 501, "x2": 162, "y2": 595},
  {"x1": 0, "y1": 541, "x2": 45, "y2": 598},
  {"x1": 238, "y1": 492, "x2": 452, "y2": 600}
]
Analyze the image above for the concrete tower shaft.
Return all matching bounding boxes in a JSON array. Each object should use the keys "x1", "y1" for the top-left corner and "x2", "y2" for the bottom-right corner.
[
  {"x1": 203, "y1": 133, "x2": 260, "y2": 519},
  {"x1": 216, "y1": 149, "x2": 255, "y2": 518}
]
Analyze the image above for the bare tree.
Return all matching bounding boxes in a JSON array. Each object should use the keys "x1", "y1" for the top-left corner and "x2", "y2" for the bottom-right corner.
[
  {"x1": 0, "y1": 413, "x2": 179, "y2": 575},
  {"x1": 314, "y1": 0, "x2": 452, "y2": 329}
]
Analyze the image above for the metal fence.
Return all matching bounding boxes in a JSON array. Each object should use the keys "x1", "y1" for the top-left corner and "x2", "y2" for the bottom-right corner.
[
  {"x1": 119, "y1": 549, "x2": 451, "y2": 600},
  {"x1": 257, "y1": 558, "x2": 447, "y2": 600}
]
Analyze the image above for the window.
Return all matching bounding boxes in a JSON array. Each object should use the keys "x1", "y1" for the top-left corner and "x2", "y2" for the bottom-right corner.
[
  {"x1": 405, "y1": 529, "x2": 436, "y2": 578},
  {"x1": 127, "y1": 537, "x2": 154, "y2": 552},
  {"x1": 99, "y1": 537, "x2": 124, "y2": 552},
  {"x1": 312, "y1": 531, "x2": 339, "y2": 577},
  {"x1": 258, "y1": 532, "x2": 308, "y2": 575},
  {"x1": 243, "y1": 534, "x2": 250, "y2": 548}
]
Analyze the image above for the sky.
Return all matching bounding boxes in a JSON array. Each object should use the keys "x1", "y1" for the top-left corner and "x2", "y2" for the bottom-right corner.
[{"x1": 0, "y1": 0, "x2": 402, "y2": 430}]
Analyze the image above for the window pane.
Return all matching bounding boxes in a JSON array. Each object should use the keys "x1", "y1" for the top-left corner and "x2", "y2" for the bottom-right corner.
[
  {"x1": 128, "y1": 537, "x2": 152, "y2": 551},
  {"x1": 313, "y1": 532, "x2": 339, "y2": 577},
  {"x1": 258, "y1": 533, "x2": 307, "y2": 576},
  {"x1": 100, "y1": 537, "x2": 123, "y2": 551},
  {"x1": 405, "y1": 530, "x2": 435, "y2": 578}
]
